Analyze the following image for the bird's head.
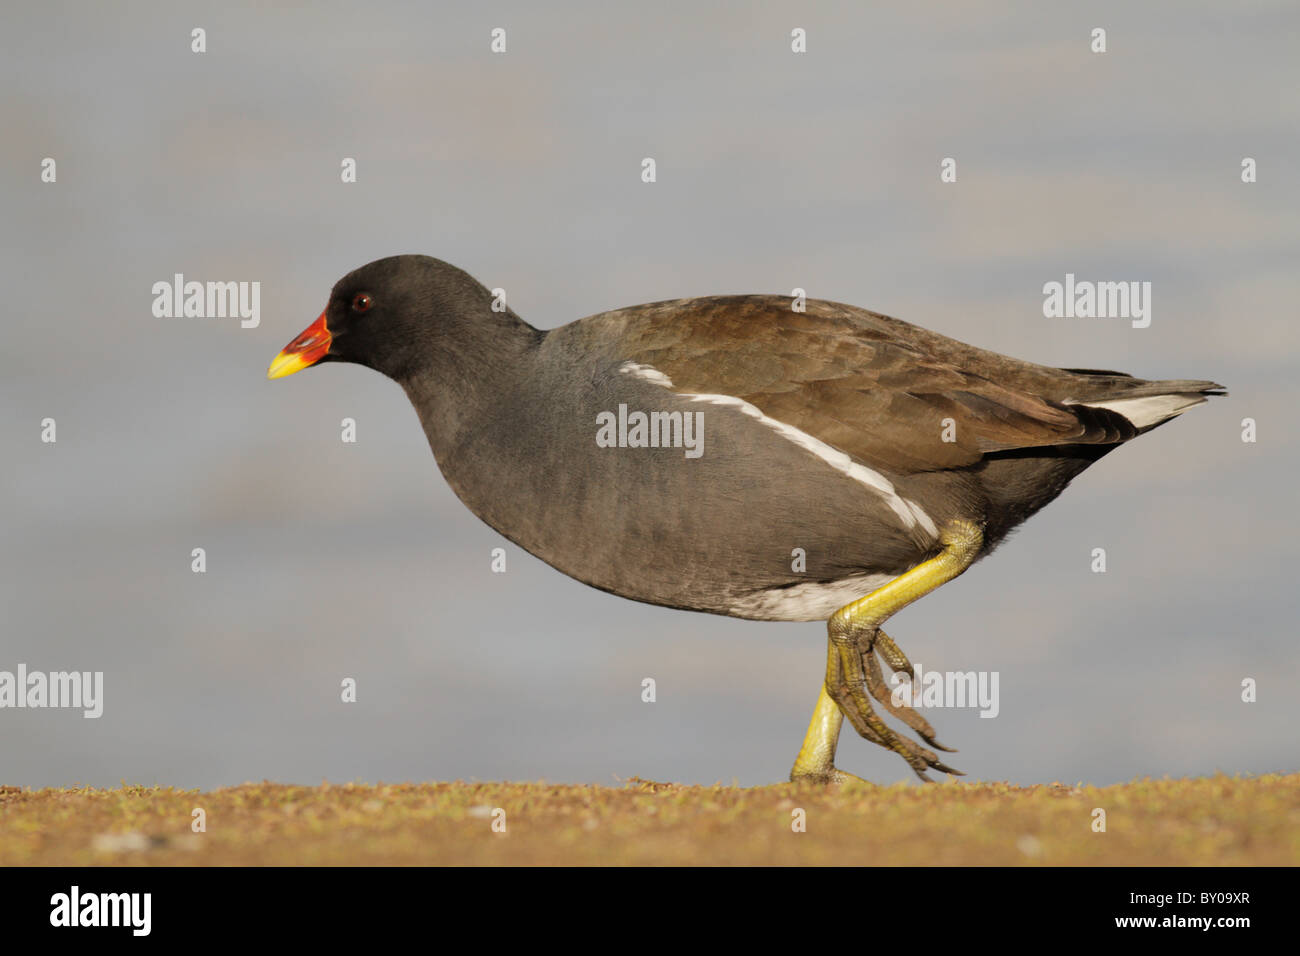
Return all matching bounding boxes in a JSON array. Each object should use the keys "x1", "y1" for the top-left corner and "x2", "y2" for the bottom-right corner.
[{"x1": 267, "y1": 254, "x2": 503, "y2": 384}]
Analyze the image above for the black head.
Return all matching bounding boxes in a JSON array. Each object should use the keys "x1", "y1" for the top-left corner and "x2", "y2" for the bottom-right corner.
[{"x1": 268, "y1": 254, "x2": 527, "y2": 384}]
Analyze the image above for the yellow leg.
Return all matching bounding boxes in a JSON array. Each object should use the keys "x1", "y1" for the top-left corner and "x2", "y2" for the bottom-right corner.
[
  {"x1": 790, "y1": 519, "x2": 983, "y2": 784},
  {"x1": 790, "y1": 684, "x2": 859, "y2": 784}
]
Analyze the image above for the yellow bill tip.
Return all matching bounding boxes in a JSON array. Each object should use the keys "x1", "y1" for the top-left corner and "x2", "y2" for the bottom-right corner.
[{"x1": 267, "y1": 351, "x2": 311, "y2": 380}]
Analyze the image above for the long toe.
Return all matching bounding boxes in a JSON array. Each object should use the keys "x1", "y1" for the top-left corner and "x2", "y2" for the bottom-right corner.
[{"x1": 863, "y1": 650, "x2": 958, "y2": 753}]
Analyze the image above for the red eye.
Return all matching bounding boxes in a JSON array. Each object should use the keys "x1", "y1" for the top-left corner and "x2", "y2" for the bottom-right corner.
[{"x1": 352, "y1": 293, "x2": 373, "y2": 313}]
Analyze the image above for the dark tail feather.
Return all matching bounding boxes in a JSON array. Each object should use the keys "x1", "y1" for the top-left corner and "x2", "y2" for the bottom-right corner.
[{"x1": 1062, "y1": 376, "x2": 1225, "y2": 432}]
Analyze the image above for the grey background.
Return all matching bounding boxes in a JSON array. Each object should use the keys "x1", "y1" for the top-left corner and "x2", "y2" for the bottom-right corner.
[{"x1": 2, "y1": 1, "x2": 1296, "y2": 791}]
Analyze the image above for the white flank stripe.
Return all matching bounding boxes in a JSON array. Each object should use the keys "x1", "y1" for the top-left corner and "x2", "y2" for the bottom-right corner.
[
  {"x1": 620, "y1": 362, "x2": 939, "y2": 538},
  {"x1": 1075, "y1": 393, "x2": 1207, "y2": 429}
]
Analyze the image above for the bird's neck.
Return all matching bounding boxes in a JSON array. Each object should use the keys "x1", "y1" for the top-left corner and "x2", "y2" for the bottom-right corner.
[{"x1": 397, "y1": 309, "x2": 546, "y2": 468}]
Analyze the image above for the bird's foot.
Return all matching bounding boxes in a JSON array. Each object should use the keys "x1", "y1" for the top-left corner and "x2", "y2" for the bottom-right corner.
[
  {"x1": 789, "y1": 766, "x2": 870, "y2": 786},
  {"x1": 812, "y1": 518, "x2": 981, "y2": 781},
  {"x1": 827, "y1": 623, "x2": 964, "y2": 783}
]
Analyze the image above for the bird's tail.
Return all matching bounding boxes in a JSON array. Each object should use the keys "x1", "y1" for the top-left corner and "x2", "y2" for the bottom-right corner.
[{"x1": 1059, "y1": 371, "x2": 1226, "y2": 431}]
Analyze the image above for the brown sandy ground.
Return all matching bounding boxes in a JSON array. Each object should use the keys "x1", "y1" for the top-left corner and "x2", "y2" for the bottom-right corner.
[{"x1": 1, "y1": 773, "x2": 1296, "y2": 866}]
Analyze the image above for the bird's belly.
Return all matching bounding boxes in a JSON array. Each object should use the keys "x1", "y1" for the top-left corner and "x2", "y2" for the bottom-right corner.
[{"x1": 447, "y1": 403, "x2": 931, "y2": 622}]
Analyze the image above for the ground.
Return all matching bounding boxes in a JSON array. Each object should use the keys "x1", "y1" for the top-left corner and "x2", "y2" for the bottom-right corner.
[{"x1": 2, "y1": 773, "x2": 1296, "y2": 866}]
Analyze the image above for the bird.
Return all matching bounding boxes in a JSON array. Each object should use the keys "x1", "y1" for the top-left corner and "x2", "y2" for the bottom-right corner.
[{"x1": 268, "y1": 254, "x2": 1224, "y2": 784}]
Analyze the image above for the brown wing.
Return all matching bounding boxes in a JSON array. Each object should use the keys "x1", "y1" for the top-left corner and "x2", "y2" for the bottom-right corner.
[{"x1": 614, "y1": 295, "x2": 1133, "y2": 473}]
